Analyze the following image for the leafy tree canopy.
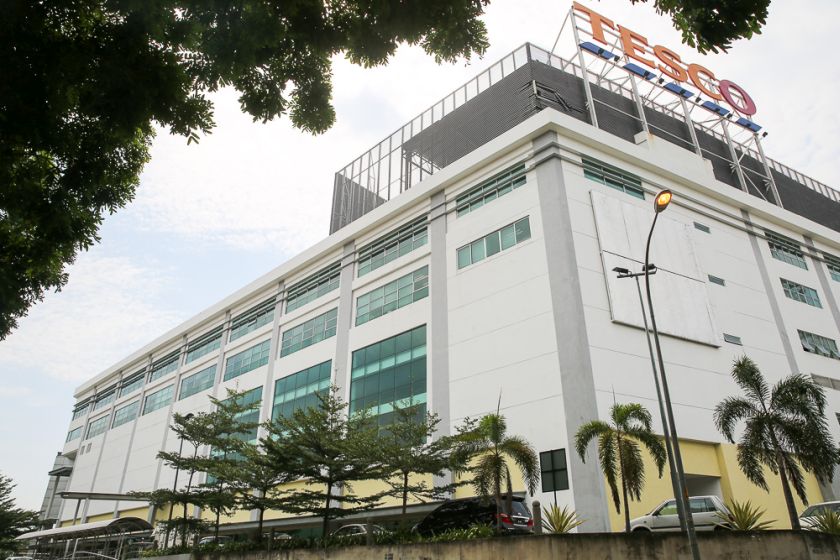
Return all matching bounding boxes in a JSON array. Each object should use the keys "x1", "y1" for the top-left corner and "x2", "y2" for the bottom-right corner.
[
  {"x1": 0, "y1": 0, "x2": 491, "y2": 340},
  {"x1": 0, "y1": 473, "x2": 40, "y2": 558},
  {"x1": 633, "y1": 0, "x2": 771, "y2": 54}
]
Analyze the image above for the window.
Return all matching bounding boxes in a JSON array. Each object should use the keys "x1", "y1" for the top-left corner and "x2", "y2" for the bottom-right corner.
[
  {"x1": 143, "y1": 385, "x2": 174, "y2": 415},
  {"x1": 457, "y1": 217, "x2": 531, "y2": 269},
  {"x1": 539, "y1": 449, "x2": 570, "y2": 492},
  {"x1": 72, "y1": 400, "x2": 90, "y2": 421},
  {"x1": 766, "y1": 231, "x2": 807, "y2": 269},
  {"x1": 85, "y1": 415, "x2": 109, "y2": 439},
  {"x1": 230, "y1": 298, "x2": 275, "y2": 342},
  {"x1": 111, "y1": 401, "x2": 140, "y2": 428},
  {"x1": 185, "y1": 327, "x2": 223, "y2": 364},
  {"x1": 92, "y1": 387, "x2": 116, "y2": 411},
  {"x1": 149, "y1": 352, "x2": 179, "y2": 382},
  {"x1": 179, "y1": 365, "x2": 216, "y2": 399},
  {"x1": 357, "y1": 217, "x2": 428, "y2": 277},
  {"x1": 119, "y1": 372, "x2": 145, "y2": 398},
  {"x1": 279, "y1": 308, "x2": 338, "y2": 357},
  {"x1": 781, "y1": 278, "x2": 822, "y2": 308},
  {"x1": 222, "y1": 387, "x2": 262, "y2": 444},
  {"x1": 723, "y1": 333, "x2": 742, "y2": 345},
  {"x1": 286, "y1": 263, "x2": 341, "y2": 313},
  {"x1": 356, "y1": 266, "x2": 429, "y2": 326},
  {"x1": 657, "y1": 501, "x2": 678, "y2": 516},
  {"x1": 224, "y1": 340, "x2": 271, "y2": 381},
  {"x1": 693, "y1": 222, "x2": 711, "y2": 234},
  {"x1": 66, "y1": 427, "x2": 82, "y2": 443},
  {"x1": 272, "y1": 360, "x2": 332, "y2": 421},
  {"x1": 707, "y1": 275, "x2": 726, "y2": 286},
  {"x1": 798, "y1": 330, "x2": 840, "y2": 359},
  {"x1": 824, "y1": 253, "x2": 840, "y2": 282},
  {"x1": 350, "y1": 325, "x2": 427, "y2": 426},
  {"x1": 582, "y1": 157, "x2": 645, "y2": 199},
  {"x1": 455, "y1": 164, "x2": 526, "y2": 217}
]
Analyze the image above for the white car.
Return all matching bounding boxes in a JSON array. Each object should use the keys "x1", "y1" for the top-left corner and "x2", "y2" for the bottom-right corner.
[
  {"x1": 800, "y1": 501, "x2": 840, "y2": 528},
  {"x1": 331, "y1": 524, "x2": 387, "y2": 537},
  {"x1": 630, "y1": 496, "x2": 730, "y2": 532}
]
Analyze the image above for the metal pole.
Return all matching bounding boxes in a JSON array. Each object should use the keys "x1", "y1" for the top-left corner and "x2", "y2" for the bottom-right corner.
[
  {"x1": 720, "y1": 119, "x2": 749, "y2": 194},
  {"x1": 630, "y1": 273, "x2": 685, "y2": 532},
  {"x1": 627, "y1": 76, "x2": 650, "y2": 138},
  {"x1": 679, "y1": 97, "x2": 702, "y2": 157},
  {"x1": 570, "y1": 9, "x2": 599, "y2": 128},
  {"x1": 753, "y1": 133, "x2": 784, "y2": 209},
  {"x1": 644, "y1": 212, "x2": 701, "y2": 560}
]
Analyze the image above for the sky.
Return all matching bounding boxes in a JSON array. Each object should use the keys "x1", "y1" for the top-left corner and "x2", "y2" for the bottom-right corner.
[{"x1": 2, "y1": 0, "x2": 839, "y2": 511}]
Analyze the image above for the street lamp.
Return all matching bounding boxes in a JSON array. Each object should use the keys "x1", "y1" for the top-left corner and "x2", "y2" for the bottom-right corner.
[
  {"x1": 643, "y1": 190, "x2": 701, "y2": 560},
  {"x1": 612, "y1": 264, "x2": 683, "y2": 533},
  {"x1": 165, "y1": 413, "x2": 194, "y2": 548}
]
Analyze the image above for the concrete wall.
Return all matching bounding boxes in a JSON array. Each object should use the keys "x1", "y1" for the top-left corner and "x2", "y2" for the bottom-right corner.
[{"x1": 150, "y1": 532, "x2": 840, "y2": 560}]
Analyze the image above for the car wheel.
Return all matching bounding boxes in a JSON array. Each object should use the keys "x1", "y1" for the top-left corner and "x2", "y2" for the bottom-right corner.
[{"x1": 632, "y1": 527, "x2": 651, "y2": 533}]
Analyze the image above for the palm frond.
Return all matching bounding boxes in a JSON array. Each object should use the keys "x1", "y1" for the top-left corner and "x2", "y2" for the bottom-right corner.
[
  {"x1": 575, "y1": 420, "x2": 612, "y2": 462},
  {"x1": 598, "y1": 432, "x2": 621, "y2": 513},
  {"x1": 783, "y1": 453, "x2": 808, "y2": 504},
  {"x1": 619, "y1": 439, "x2": 645, "y2": 501},
  {"x1": 625, "y1": 428, "x2": 666, "y2": 477},
  {"x1": 736, "y1": 442, "x2": 769, "y2": 491},
  {"x1": 614, "y1": 403, "x2": 653, "y2": 432},
  {"x1": 731, "y1": 356, "x2": 769, "y2": 405},
  {"x1": 714, "y1": 396, "x2": 759, "y2": 442},
  {"x1": 500, "y1": 435, "x2": 540, "y2": 495},
  {"x1": 771, "y1": 374, "x2": 827, "y2": 418}
]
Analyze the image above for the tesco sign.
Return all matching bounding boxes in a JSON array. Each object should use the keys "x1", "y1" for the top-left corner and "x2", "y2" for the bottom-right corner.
[{"x1": 573, "y1": 2, "x2": 758, "y2": 121}]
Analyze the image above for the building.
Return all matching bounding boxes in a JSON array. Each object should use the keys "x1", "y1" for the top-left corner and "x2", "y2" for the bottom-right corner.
[{"x1": 40, "y1": 29, "x2": 840, "y2": 538}]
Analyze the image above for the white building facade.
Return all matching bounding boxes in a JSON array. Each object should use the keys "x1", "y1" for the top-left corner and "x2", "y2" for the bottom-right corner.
[{"x1": 52, "y1": 43, "x2": 840, "y2": 533}]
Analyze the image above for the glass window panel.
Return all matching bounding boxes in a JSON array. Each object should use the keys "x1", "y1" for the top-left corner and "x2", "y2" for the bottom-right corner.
[
  {"x1": 500, "y1": 225, "x2": 516, "y2": 249},
  {"x1": 514, "y1": 218, "x2": 531, "y2": 242},
  {"x1": 455, "y1": 164, "x2": 526, "y2": 217},
  {"x1": 143, "y1": 385, "x2": 174, "y2": 415},
  {"x1": 457, "y1": 247, "x2": 471, "y2": 269},
  {"x1": 179, "y1": 365, "x2": 216, "y2": 399},
  {"x1": 357, "y1": 217, "x2": 428, "y2": 277},
  {"x1": 230, "y1": 298, "x2": 276, "y2": 341},
  {"x1": 470, "y1": 239, "x2": 486, "y2": 263},
  {"x1": 485, "y1": 231, "x2": 501, "y2": 256},
  {"x1": 111, "y1": 401, "x2": 140, "y2": 428},
  {"x1": 280, "y1": 308, "x2": 338, "y2": 357}
]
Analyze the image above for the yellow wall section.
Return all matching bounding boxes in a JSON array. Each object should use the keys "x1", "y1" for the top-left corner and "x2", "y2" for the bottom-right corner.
[
  {"x1": 605, "y1": 440, "x2": 823, "y2": 532},
  {"x1": 118, "y1": 506, "x2": 149, "y2": 520},
  {"x1": 85, "y1": 512, "x2": 115, "y2": 523}
]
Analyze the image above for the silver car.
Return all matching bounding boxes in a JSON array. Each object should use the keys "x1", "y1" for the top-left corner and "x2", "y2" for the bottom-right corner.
[
  {"x1": 630, "y1": 496, "x2": 730, "y2": 532},
  {"x1": 800, "y1": 501, "x2": 840, "y2": 529}
]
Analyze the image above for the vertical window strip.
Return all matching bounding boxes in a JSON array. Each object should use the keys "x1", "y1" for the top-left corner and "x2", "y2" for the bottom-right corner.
[
  {"x1": 185, "y1": 327, "x2": 223, "y2": 364},
  {"x1": 582, "y1": 157, "x2": 645, "y2": 199},
  {"x1": 798, "y1": 330, "x2": 840, "y2": 359},
  {"x1": 824, "y1": 253, "x2": 840, "y2": 282},
  {"x1": 279, "y1": 308, "x2": 338, "y2": 357},
  {"x1": 224, "y1": 340, "x2": 271, "y2": 381},
  {"x1": 111, "y1": 401, "x2": 140, "y2": 428},
  {"x1": 66, "y1": 427, "x2": 82, "y2": 443},
  {"x1": 455, "y1": 164, "x2": 526, "y2": 217},
  {"x1": 85, "y1": 415, "x2": 110, "y2": 439},
  {"x1": 149, "y1": 352, "x2": 179, "y2": 382},
  {"x1": 143, "y1": 385, "x2": 174, "y2": 415},
  {"x1": 457, "y1": 217, "x2": 531, "y2": 270},
  {"x1": 119, "y1": 372, "x2": 145, "y2": 398},
  {"x1": 179, "y1": 365, "x2": 217, "y2": 399},
  {"x1": 272, "y1": 360, "x2": 332, "y2": 421},
  {"x1": 230, "y1": 298, "x2": 276, "y2": 342},
  {"x1": 781, "y1": 278, "x2": 822, "y2": 308},
  {"x1": 286, "y1": 263, "x2": 341, "y2": 313},
  {"x1": 349, "y1": 325, "x2": 427, "y2": 427},
  {"x1": 766, "y1": 231, "x2": 808, "y2": 269},
  {"x1": 357, "y1": 217, "x2": 428, "y2": 277},
  {"x1": 356, "y1": 266, "x2": 429, "y2": 326}
]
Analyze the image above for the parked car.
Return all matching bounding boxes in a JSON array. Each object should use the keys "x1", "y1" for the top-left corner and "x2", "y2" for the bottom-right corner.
[
  {"x1": 198, "y1": 535, "x2": 234, "y2": 546},
  {"x1": 414, "y1": 496, "x2": 533, "y2": 536},
  {"x1": 800, "y1": 501, "x2": 840, "y2": 528},
  {"x1": 330, "y1": 523, "x2": 387, "y2": 537},
  {"x1": 630, "y1": 496, "x2": 730, "y2": 532}
]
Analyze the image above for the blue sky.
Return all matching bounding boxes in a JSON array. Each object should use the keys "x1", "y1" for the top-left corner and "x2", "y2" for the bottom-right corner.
[{"x1": 2, "y1": 0, "x2": 839, "y2": 510}]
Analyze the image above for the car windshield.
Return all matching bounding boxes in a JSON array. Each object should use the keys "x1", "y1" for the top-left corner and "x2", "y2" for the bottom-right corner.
[
  {"x1": 510, "y1": 501, "x2": 530, "y2": 516},
  {"x1": 802, "y1": 503, "x2": 840, "y2": 517}
]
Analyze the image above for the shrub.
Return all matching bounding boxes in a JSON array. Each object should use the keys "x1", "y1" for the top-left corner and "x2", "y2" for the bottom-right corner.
[
  {"x1": 806, "y1": 509, "x2": 840, "y2": 535},
  {"x1": 542, "y1": 504, "x2": 584, "y2": 534},
  {"x1": 428, "y1": 524, "x2": 496, "y2": 542},
  {"x1": 715, "y1": 500, "x2": 774, "y2": 531}
]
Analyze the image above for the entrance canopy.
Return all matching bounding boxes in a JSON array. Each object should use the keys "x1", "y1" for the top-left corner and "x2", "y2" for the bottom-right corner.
[{"x1": 17, "y1": 517, "x2": 152, "y2": 541}]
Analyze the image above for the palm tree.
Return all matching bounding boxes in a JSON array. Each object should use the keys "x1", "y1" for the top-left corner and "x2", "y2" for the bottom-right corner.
[
  {"x1": 575, "y1": 402, "x2": 666, "y2": 532},
  {"x1": 714, "y1": 356, "x2": 840, "y2": 530},
  {"x1": 463, "y1": 414, "x2": 539, "y2": 528}
]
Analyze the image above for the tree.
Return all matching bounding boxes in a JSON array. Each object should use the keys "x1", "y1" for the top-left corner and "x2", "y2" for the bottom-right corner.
[
  {"x1": 575, "y1": 402, "x2": 666, "y2": 533},
  {"x1": 0, "y1": 0, "x2": 491, "y2": 340},
  {"x1": 262, "y1": 386, "x2": 386, "y2": 537},
  {"x1": 0, "y1": 473, "x2": 39, "y2": 559},
  {"x1": 633, "y1": 0, "x2": 771, "y2": 54},
  {"x1": 714, "y1": 356, "x2": 840, "y2": 530},
  {"x1": 460, "y1": 414, "x2": 539, "y2": 529},
  {"x1": 376, "y1": 405, "x2": 467, "y2": 520}
]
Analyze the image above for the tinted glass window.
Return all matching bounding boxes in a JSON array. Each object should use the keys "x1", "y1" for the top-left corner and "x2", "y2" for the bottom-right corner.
[{"x1": 658, "y1": 501, "x2": 678, "y2": 516}]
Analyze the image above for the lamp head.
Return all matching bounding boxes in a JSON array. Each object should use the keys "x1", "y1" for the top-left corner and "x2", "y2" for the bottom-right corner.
[
  {"x1": 654, "y1": 190, "x2": 672, "y2": 213},
  {"x1": 612, "y1": 267, "x2": 630, "y2": 275}
]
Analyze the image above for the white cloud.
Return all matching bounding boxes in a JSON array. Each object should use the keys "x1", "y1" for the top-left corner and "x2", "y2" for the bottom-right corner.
[{"x1": 0, "y1": 253, "x2": 182, "y2": 382}]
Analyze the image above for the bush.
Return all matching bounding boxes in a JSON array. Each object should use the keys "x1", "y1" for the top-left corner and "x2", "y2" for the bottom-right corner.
[
  {"x1": 715, "y1": 500, "x2": 774, "y2": 531},
  {"x1": 542, "y1": 505, "x2": 584, "y2": 534},
  {"x1": 428, "y1": 524, "x2": 496, "y2": 542},
  {"x1": 806, "y1": 509, "x2": 840, "y2": 535}
]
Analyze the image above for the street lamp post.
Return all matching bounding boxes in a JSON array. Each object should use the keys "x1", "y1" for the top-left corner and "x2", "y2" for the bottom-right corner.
[
  {"x1": 165, "y1": 413, "x2": 194, "y2": 548},
  {"x1": 643, "y1": 191, "x2": 701, "y2": 560},
  {"x1": 612, "y1": 264, "x2": 685, "y2": 533}
]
